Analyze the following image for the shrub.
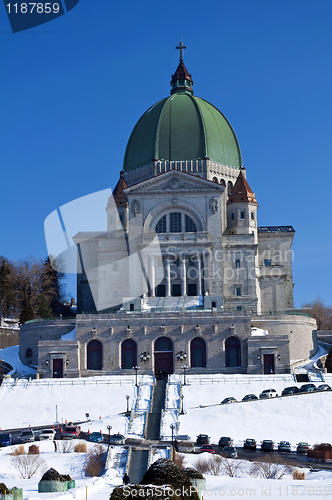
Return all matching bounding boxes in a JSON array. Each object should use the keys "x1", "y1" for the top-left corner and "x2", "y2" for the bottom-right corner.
[
  {"x1": 74, "y1": 441, "x2": 87, "y2": 453},
  {"x1": 250, "y1": 456, "x2": 292, "y2": 479},
  {"x1": 193, "y1": 457, "x2": 210, "y2": 474},
  {"x1": 58, "y1": 440, "x2": 73, "y2": 453},
  {"x1": 84, "y1": 445, "x2": 105, "y2": 477},
  {"x1": 12, "y1": 445, "x2": 25, "y2": 456},
  {"x1": 29, "y1": 445, "x2": 39, "y2": 455},
  {"x1": 173, "y1": 452, "x2": 184, "y2": 469},
  {"x1": 41, "y1": 468, "x2": 73, "y2": 482},
  {"x1": 11, "y1": 454, "x2": 46, "y2": 479},
  {"x1": 183, "y1": 468, "x2": 204, "y2": 479},
  {"x1": 292, "y1": 469, "x2": 305, "y2": 480}
]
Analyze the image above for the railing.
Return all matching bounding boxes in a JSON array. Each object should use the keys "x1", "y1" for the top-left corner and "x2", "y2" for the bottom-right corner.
[
  {"x1": 1, "y1": 376, "x2": 136, "y2": 388},
  {"x1": 24, "y1": 317, "x2": 75, "y2": 324},
  {"x1": 79, "y1": 308, "x2": 312, "y2": 317}
]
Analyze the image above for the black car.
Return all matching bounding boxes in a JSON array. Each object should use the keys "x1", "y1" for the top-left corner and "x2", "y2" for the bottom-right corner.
[
  {"x1": 261, "y1": 440, "x2": 274, "y2": 452},
  {"x1": 196, "y1": 434, "x2": 209, "y2": 445},
  {"x1": 242, "y1": 394, "x2": 258, "y2": 402},
  {"x1": 220, "y1": 397, "x2": 237, "y2": 405},
  {"x1": 244, "y1": 438, "x2": 256, "y2": 450},
  {"x1": 299, "y1": 384, "x2": 316, "y2": 393},
  {"x1": 315, "y1": 384, "x2": 331, "y2": 392},
  {"x1": 281, "y1": 386, "x2": 300, "y2": 396},
  {"x1": 218, "y1": 436, "x2": 233, "y2": 448}
]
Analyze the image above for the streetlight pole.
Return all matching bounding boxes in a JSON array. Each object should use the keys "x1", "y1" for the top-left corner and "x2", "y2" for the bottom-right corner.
[
  {"x1": 170, "y1": 424, "x2": 175, "y2": 447},
  {"x1": 107, "y1": 425, "x2": 112, "y2": 448},
  {"x1": 181, "y1": 365, "x2": 189, "y2": 386},
  {"x1": 126, "y1": 394, "x2": 130, "y2": 416},
  {"x1": 180, "y1": 394, "x2": 184, "y2": 415},
  {"x1": 133, "y1": 366, "x2": 140, "y2": 387}
]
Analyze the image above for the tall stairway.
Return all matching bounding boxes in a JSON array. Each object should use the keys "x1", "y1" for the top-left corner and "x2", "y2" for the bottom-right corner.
[
  {"x1": 145, "y1": 379, "x2": 167, "y2": 440},
  {"x1": 127, "y1": 379, "x2": 167, "y2": 483}
]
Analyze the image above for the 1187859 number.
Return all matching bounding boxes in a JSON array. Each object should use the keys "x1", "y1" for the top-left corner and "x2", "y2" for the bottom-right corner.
[{"x1": 6, "y1": 3, "x2": 60, "y2": 13}]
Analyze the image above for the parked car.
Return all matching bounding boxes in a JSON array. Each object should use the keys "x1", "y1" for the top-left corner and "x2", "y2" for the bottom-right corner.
[
  {"x1": 196, "y1": 434, "x2": 210, "y2": 445},
  {"x1": 218, "y1": 436, "x2": 233, "y2": 448},
  {"x1": 200, "y1": 444, "x2": 215, "y2": 454},
  {"x1": 259, "y1": 389, "x2": 278, "y2": 399},
  {"x1": 297, "y1": 442, "x2": 310, "y2": 454},
  {"x1": 109, "y1": 433, "x2": 126, "y2": 445},
  {"x1": 0, "y1": 433, "x2": 12, "y2": 447},
  {"x1": 261, "y1": 440, "x2": 274, "y2": 451},
  {"x1": 61, "y1": 426, "x2": 80, "y2": 439},
  {"x1": 299, "y1": 384, "x2": 316, "y2": 393},
  {"x1": 315, "y1": 384, "x2": 331, "y2": 392},
  {"x1": 242, "y1": 394, "x2": 258, "y2": 402},
  {"x1": 221, "y1": 446, "x2": 238, "y2": 459},
  {"x1": 278, "y1": 441, "x2": 291, "y2": 452},
  {"x1": 244, "y1": 438, "x2": 256, "y2": 451},
  {"x1": 39, "y1": 429, "x2": 56, "y2": 441},
  {"x1": 20, "y1": 429, "x2": 35, "y2": 443},
  {"x1": 281, "y1": 386, "x2": 300, "y2": 396},
  {"x1": 89, "y1": 432, "x2": 104, "y2": 443},
  {"x1": 221, "y1": 397, "x2": 237, "y2": 405}
]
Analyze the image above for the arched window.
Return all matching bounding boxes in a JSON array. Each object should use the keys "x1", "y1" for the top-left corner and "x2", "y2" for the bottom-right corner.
[
  {"x1": 155, "y1": 213, "x2": 198, "y2": 234},
  {"x1": 190, "y1": 337, "x2": 206, "y2": 368},
  {"x1": 185, "y1": 214, "x2": 197, "y2": 233},
  {"x1": 155, "y1": 336, "x2": 173, "y2": 352},
  {"x1": 170, "y1": 212, "x2": 182, "y2": 233},
  {"x1": 225, "y1": 337, "x2": 241, "y2": 367},
  {"x1": 227, "y1": 181, "x2": 233, "y2": 193},
  {"x1": 156, "y1": 215, "x2": 166, "y2": 233},
  {"x1": 121, "y1": 339, "x2": 137, "y2": 369},
  {"x1": 220, "y1": 179, "x2": 226, "y2": 186},
  {"x1": 87, "y1": 339, "x2": 102, "y2": 370},
  {"x1": 212, "y1": 177, "x2": 218, "y2": 183},
  {"x1": 26, "y1": 348, "x2": 33, "y2": 358}
]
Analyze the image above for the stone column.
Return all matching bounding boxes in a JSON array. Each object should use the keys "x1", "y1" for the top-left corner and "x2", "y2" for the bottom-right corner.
[
  {"x1": 181, "y1": 256, "x2": 187, "y2": 296},
  {"x1": 150, "y1": 256, "x2": 155, "y2": 297},
  {"x1": 166, "y1": 257, "x2": 171, "y2": 296},
  {"x1": 203, "y1": 252, "x2": 209, "y2": 295},
  {"x1": 197, "y1": 255, "x2": 202, "y2": 296}
]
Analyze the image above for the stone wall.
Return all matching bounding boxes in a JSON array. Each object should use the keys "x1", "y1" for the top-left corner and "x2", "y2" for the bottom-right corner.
[
  {"x1": 251, "y1": 314, "x2": 317, "y2": 366},
  {"x1": 19, "y1": 319, "x2": 75, "y2": 367},
  {"x1": 0, "y1": 327, "x2": 19, "y2": 349}
]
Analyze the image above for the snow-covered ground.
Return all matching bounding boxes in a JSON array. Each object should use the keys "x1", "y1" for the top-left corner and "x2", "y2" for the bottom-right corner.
[{"x1": 1, "y1": 345, "x2": 332, "y2": 499}]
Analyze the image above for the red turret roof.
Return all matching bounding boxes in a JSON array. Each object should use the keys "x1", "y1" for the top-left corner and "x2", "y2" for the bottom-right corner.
[
  {"x1": 227, "y1": 170, "x2": 258, "y2": 205},
  {"x1": 113, "y1": 171, "x2": 128, "y2": 206}
]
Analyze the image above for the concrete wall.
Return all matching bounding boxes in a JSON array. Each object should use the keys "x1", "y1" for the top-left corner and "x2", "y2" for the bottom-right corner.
[
  {"x1": 19, "y1": 319, "x2": 75, "y2": 367},
  {"x1": 317, "y1": 331, "x2": 332, "y2": 345},
  {"x1": 0, "y1": 327, "x2": 19, "y2": 349},
  {"x1": 37, "y1": 340, "x2": 80, "y2": 378},
  {"x1": 251, "y1": 314, "x2": 317, "y2": 365}
]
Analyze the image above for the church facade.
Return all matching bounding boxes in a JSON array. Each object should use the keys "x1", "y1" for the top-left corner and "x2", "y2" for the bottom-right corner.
[{"x1": 19, "y1": 49, "x2": 317, "y2": 378}]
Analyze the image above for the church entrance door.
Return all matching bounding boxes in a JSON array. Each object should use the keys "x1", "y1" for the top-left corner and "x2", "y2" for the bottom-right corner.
[
  {"x1": 172, "y1": 284, "x2": 181, "y2": 296},
  {"x1": 154, "y1": 337, "x2": 173, "y2": 375},
  {"x1": 187, "y1": 284, "x2": 197, "y2": 296},
  {"x1": 264, "y1": 354, "x2": 275, "y2": 374},
  {"x1": 53, "y1": 359, "x2": 63, "y2": 378}
]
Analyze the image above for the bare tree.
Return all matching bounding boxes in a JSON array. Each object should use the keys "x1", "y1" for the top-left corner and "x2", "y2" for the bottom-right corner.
[
  {"x1": 11, "y1": 454, "x2": 46, "y2": 479},
  {"x1": 217, "y1": 456, "x2": 242, "y2": 477},
  {"x1": 302, "y1": 297, "x2": 332, "y2": 330},
  {"x1": 250, "y1": 456, "x2": 292, "y2": 479},
  {"x1": 57, "y1": 440, "x2": 73, "y2": 453}
]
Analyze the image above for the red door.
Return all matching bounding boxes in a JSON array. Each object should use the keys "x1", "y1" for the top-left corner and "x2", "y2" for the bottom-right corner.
[
  {"x1": 264, "y1": 354, "x2": 275, "y2": 374},
  {"x1": 154, "y1": 352, "x2": 173, "y2": 376},
  {"x1": 53, "y1": 359, "x2": 63, "y2": 378}
]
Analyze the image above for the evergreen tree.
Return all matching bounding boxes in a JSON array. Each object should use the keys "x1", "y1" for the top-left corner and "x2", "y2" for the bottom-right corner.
[
  {"x1": 0, "y1": 258, "x2": 17, "y2": 319},
  {"x1": 325, "y1": 347, "x2": 332, "y2": 373},
  {"x1": 19, "y1": 293, "x2": 34, "y2": 325},
  {"x1": 37, "y1": 294, "x2": 53, "y2": 319},
  {"x1": 40, "y1": 257, "x2": 64, "y2": 316}
]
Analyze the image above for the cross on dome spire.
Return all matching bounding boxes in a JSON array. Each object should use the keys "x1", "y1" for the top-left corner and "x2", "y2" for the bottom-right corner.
[{"x1": 176, "y1": 41, "x2": 187, "y2": 62}]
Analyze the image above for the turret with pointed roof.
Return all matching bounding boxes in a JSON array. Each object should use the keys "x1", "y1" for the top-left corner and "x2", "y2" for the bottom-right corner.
[{"x1": 226, "y1": 170, "x2": 258, "y2": 237}]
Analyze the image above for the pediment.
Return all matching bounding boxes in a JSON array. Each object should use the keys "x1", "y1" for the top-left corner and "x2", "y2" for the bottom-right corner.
[{"x1": 124, "y1": 170, "x2": 224, "y2": 195}]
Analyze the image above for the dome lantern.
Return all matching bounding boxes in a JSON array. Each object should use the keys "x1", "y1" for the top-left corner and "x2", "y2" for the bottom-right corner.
[{"x1": 170, "y1": 42, "x2": 193, "y2": 95}]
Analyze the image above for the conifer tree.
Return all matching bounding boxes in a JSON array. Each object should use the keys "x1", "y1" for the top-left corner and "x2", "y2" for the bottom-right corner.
[
  {"x1": 0, "y1": 258, "x2": 17, "y2": 320},
  {"x1": 19, "y1": 293, "x2": 34, "y2": 325}
]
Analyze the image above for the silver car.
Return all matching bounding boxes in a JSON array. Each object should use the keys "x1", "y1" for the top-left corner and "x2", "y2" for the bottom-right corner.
[
  {"x1": 109, "y1": 433, "x2": 126, "y2": 445},
  {"x1": 21, "y1": 429, "x2": 35, "y2": 443},
  {"x1": 39, "y1": 429, "x2": 56, "y2": 441}
]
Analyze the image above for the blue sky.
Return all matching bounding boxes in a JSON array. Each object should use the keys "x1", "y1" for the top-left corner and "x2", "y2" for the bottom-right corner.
[{"x1": 1, "y1": 0, "x2": 331, "y2": 306}]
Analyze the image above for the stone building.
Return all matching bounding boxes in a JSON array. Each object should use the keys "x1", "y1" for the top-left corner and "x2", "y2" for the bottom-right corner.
[{"x1": 19, "y1": 48, "x2": 317, "y2": 378}]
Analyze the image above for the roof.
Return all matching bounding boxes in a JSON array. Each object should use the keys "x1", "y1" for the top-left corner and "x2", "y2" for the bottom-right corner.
[
  {"x1": 113, "y1": 171, "x2": 128, "y2": 206},
  {"x1": 258, "y1": 226, "x2": 295, "y2": 233},
  {"x1": 227, "y1": 170, "x2": 258, "y2": 205},
  {"x1": 123, "y1": 93, "x2": 242, "y2": 171}
]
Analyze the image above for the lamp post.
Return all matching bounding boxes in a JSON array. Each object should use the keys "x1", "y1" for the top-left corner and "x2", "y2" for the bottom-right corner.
[
  {"x1": 126, "y1": 394, "x2": 130, "y2": 416},
  {"x1": 176, "y1": 351, "x2": 187, "y2": 362},
  {"x1": 133, "y1": 366, "x2": 140, "y2": 387},
  {"x1": 170, "y1": 423, "x2": 175, "y2": 446},
  {"x1": 107, "y1": 425, "x2": 112, "y2": 447},
  {"x1": 180, "y1": 394, "x2": 184, "y2": 415},
  {"x1": 181, "y1": 365, "x2": 189, "y2": 386}
]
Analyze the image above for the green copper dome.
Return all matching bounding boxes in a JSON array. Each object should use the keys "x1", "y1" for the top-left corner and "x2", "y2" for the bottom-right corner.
[{"x1": 123, "y1": 61, "x2": 242, "y2": 172}]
